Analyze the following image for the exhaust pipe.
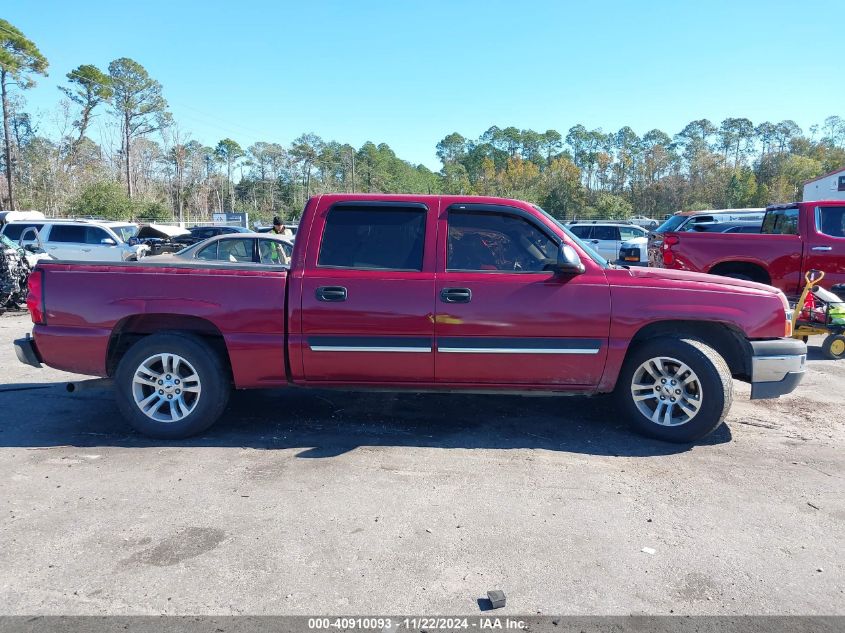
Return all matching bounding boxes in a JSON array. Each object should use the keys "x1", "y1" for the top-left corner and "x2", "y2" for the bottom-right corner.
[{"x1": 66, "y1": 378, "x2": 113, "y2": 393}]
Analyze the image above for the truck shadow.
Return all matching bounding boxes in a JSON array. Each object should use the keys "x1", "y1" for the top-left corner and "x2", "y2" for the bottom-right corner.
[{"x1": 0, "y1": 383, "x2": 731, "y2": 457}]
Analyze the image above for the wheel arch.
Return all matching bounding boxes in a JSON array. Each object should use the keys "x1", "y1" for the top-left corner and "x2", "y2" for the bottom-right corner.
[
  {"x1": 106, "y1": 314, "x2": 232, "y2": 380},
  {"x1": 628, "y1": 319, "x2": 752, "y2": 380},
  {"x1": 707, "y1": 260, "x2": 771, "y2": 285}
]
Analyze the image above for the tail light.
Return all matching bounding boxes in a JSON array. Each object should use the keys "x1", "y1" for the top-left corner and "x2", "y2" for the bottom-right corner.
[
  {"x1": 662, "y1": 235, "x2": 679, "y2": 266},
  {"x1": 26, "y1": 269, "x2": 45, "y2": 325}
]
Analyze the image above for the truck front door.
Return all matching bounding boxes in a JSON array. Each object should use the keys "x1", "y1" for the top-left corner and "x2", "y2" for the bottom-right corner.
[
  {"x1": 298, "y1": 200, "x2": 435, "y2": 383},
  {"x1": 806, "y1": 204, "x2": 845, "y2": 290},
  {"x1": 434, "y1": 204, "x2": 611, "y2": 386}
]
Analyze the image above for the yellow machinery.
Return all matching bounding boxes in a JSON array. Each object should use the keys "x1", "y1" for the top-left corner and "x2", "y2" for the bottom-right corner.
[{"x1": 791, "y1": 269, "x2": 845, "y2": 360}]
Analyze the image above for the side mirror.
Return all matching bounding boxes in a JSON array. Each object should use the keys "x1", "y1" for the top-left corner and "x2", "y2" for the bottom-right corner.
[
  {"x1": 127, "y1": 236, "x2": 140, "y2": 246},
  {"x1": 101, "y1": 238, "x2": 117, "y2": 246},
  {"x1": 551, "y1": 244, "x2": 585, "y2": 275}
]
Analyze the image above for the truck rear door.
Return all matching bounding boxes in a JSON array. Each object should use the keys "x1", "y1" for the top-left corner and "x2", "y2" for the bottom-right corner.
[
  {"x1": 297, "y1": 200, "x2": 435, "y2": 383},
  {"x1": 804, "y1": 203, "x2": 845, "y2": 289},
  {"x1": 433, "y1": 203, "x2": 610, "y2": 386}
]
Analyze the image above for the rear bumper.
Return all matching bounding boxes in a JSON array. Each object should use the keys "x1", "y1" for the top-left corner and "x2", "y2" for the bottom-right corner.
[
  {"x1": 14, "y1": 334, "x2": 42, "y2": 368},
  {"x1": 749, "y1": 338, "x2": 806, "y2": 399}
]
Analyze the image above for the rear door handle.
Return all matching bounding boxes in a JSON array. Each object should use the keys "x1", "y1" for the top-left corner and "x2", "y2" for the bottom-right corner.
[
  {"x1": 440, "y1": 287, "x2": 472, "y2": 303},
  {"x1": 316, "y1": 286, "x2": 347, "y2": 302},
  {"x1": 812, "y1": 246, "x2": 833, "y2": 251}
]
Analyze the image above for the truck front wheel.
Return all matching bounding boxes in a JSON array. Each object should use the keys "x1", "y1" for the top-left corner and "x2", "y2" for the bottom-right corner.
[
  {"x1": 114, "y1": 333, "x2": 230, "y2": 439},
  {"x1": 616, "y1": 338, "x2": 732, "y2": 442}
]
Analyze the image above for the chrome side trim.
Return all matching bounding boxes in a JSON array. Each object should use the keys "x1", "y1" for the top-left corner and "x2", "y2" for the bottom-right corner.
[
  {"x1": 310, "y1": 346, "x2": 432, "y2": 353},
  {"x1": 437, "y1": 347, "x2": 600, "y2": 355}
]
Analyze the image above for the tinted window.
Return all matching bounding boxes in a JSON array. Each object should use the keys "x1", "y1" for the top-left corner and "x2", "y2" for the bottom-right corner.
[
  {"x1": 816, "y1": 206, "x2": 845, "y2": 238},
  {"x1": 568, "y1": 225, "x2": 592, "y2": 239},
  {"x1": 448, "y1": 211, "x2": 557, "y2": 272},
  {"x1": 591, "y1": 225, "x2": 619, "y2": 241},
  {"x1": 196, "y1": 242, "x2": 218, "y2": 260},
  {"x1": 318, "y1": 206, "x2": 426, "y2": 271},
  {"x1": 2, "y1": 223, "x2": 43, "y2": 240},
  {"x1": 218, "y1": 238, "x2": 255, "y2": 262},
  {"x1": 48, "y1": 225, "x2": 87, "y2": 243},
  {"x1": 761, "y1": 208, "x2": 799, "y2": 235}
]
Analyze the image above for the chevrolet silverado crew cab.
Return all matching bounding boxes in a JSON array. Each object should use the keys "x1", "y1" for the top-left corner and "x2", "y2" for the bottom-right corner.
[
  {"x1": 655, "y1": 201, "x2": 845, "y2": 295},
  {"x1": 15, "y1": 194, "x2": 806, "y2": 443}
]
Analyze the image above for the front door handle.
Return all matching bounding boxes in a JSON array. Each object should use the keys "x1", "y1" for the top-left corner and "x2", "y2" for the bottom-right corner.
[
  {"x1": 316, "y1": 286, "x2": 347, "y2": 302},
  {"x1": 812, "y1": 246, "x2": 833, "y2": 252},
  {"x1": 440, "y1": 287, "x2": 472, "y2": 303}
]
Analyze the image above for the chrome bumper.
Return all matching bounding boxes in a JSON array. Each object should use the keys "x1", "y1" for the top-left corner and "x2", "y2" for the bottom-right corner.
[{"x1": 749, "y1": 339, "x2": 807, "y2": 399}]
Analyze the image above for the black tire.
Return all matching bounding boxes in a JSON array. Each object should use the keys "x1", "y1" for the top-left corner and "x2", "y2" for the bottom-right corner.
[
  {"x1": 821, "y1": 334, "x2": 845, "y2": 360},
  {"x1": 114, "y1": 332, "x2": 230, "y2": 439},
  {"x1": 615, "y1": 337, "x2": 732, "y2": 443}
]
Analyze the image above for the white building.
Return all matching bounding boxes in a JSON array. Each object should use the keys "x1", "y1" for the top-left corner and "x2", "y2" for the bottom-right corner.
[{"x1": 803, "y1": 167, "x2": 845, "y2": 201}]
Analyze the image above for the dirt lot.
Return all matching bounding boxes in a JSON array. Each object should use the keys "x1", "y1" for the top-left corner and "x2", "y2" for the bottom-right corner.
[{"x1": 0, "y1": 311, "x2": 842, "y2": 615}]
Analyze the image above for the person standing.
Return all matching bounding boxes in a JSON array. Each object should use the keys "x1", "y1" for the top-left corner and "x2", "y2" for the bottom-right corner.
[{"x1": 272, "y1": 216, "x2": 293, "y2": 237}]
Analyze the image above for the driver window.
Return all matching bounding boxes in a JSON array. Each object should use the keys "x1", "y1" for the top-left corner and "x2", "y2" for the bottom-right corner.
[{"x1": 448, "y1": 211, "x2": 557, "y2": 272}]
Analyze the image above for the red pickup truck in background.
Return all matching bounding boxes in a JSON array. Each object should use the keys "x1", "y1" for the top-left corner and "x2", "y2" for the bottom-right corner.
[
  {"x1": 15, "y1": 194, "x2": 806, "y2": 443},
  {"x1": 656, "y1": 201, "x2": 845, "y2": 296}
]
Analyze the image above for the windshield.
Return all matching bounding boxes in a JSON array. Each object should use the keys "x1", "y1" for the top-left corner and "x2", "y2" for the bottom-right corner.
[
  {"x1": 532, "y1": 206, "x2": 609, "y2": 267},
  {"x1": 654, "y1": 214, "x2": 687, "y2": 234},
  {"x1": 112, "y1": 224, "x2": 138, "y2": 243}
]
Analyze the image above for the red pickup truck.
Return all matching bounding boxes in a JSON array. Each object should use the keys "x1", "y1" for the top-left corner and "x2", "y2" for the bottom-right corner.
[
  {"x1": 14, "y1": 194, "x2": 806, "y2": 443},
  {"x1": 656, "y1": 201, "x2": 845, "y2": 296}
]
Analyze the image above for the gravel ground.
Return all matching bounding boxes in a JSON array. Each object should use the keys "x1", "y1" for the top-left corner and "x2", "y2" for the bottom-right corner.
[{"x1": 0, "y1": 311, "x2": 842, "y2": 615}]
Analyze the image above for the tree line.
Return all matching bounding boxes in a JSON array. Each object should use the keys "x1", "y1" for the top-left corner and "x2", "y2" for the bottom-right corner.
[{"x1": 2, "y1": 19, "x2": 845, "y2": 225}]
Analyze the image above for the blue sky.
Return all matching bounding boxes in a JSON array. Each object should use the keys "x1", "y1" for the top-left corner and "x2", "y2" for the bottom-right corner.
[{"x1": 5, "y1": 0, "x2": 843, "y2": 169}]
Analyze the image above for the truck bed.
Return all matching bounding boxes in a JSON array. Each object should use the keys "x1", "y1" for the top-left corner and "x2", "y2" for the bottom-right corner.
[{"x1": 32, "y1": 260, "x2": 289, "y2": 387}]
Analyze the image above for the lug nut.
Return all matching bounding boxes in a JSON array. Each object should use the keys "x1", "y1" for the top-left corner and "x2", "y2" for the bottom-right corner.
[
  {"x1": 660, "y1": 396, "x2": 665, "y2": 401},
  {"x1": 661, "y1": 378, "x2": 666, "y2": 384},
  {"x1": 675, "y1": 389, "x2": 681, "y2": 394},
  {"x1": 158, "y1": 389, "x2": 163, "y2": 394},
  {"x1": 166, "y1": 374, "x2": 171, "y2": 380},
  {"x1": 671, "y1": 380, "x2": 676, "y2": 385},
  {"x1": 175, "y1": 379, "x2": 180, "y2": 384},
  {"x1": 158, "y1": 380, "x2": 163, "y2": 385},
  {"x1": 670, "y1": 397, "x2": 676, "y2": 402},
  {"x1": 167, "y1": 394, "x2": 172, "y2": 400},
  {"x1": 175, "y1": 389, "x2": 181, "y2": 394}
]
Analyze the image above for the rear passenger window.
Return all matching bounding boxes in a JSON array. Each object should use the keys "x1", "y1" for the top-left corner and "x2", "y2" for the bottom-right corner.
[
  {"x1": 568, "y1": 226, "x2": 592, "y2": 239},
  {"x1": 318, "y1": 205, "x2": 426, "y2": 271},
  {"x1": 591, "y1": 226, "x2": 619, "y2": 241},
  {"x1": 2, "y1": 223, "x2": 43, "y2": 240},
  {"x1": 762, "y1": 208, "x2": 799, "y2": 235},
  {"x1": 48, "y1": 225, "x2": 86, "y2": 243}
]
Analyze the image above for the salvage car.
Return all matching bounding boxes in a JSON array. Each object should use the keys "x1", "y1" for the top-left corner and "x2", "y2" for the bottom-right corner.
[
  {"x1": 136, "y1": 224, "x2": 191, "y2": 255},
  {"x1": 1, "y1": 219, "x2": 148, "y2": 262},
  {"x1": 15, "y1": 194, "x2": 806, "y2": 443},
  {"x1": 148, "y1": 233, "x2": 293, "y2": 265},
  {"x1": 172, "y1": 225, "x2": 253, "y2": 247}
]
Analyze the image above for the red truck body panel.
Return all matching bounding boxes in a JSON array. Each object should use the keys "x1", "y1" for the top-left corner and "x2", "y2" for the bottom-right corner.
[
  {"x1": 660, "y1": 201, "x2": 845, "y2": 295},
  {"x1": 29, "y1": 194, "x2": 792, "y2": 393}
]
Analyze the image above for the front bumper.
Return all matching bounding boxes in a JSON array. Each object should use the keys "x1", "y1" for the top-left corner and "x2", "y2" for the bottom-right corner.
[
  {"x1": 749, "y1": 338, "x2": 806, "y2": 399},
  {"x1": 14, "y1": 334, "x2": 42, "y2": 368}
]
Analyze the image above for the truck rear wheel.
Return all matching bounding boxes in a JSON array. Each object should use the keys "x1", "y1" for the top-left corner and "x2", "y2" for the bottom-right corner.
[
  {"x1": 616, "y1": 337, "x2": 732, "y2": 442},
  {"x1": 114, "y1": 333, "x2": 230, "y2": 439}
]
